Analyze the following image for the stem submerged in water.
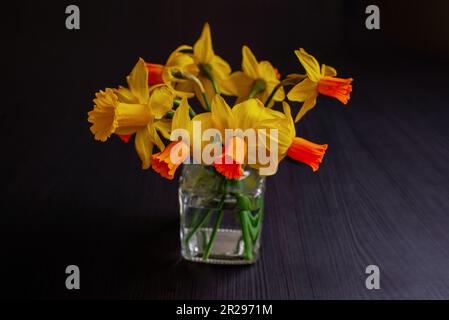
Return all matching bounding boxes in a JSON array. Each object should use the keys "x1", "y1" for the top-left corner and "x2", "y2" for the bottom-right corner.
[
  {"x1": 185, "y1": 209, "x2": 212, "y2": 245},
  {"x1": 239, "y1": 210, "x2": 254, "y2": 260},
  {"x1": 203, "y1": 179, "x2": 229, "y2": 261}
]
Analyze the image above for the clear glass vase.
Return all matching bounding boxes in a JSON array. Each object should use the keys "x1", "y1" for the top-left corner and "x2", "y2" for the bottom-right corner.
[{"x1": 179, "y1": 165, "x2": 266, "y2": 264}]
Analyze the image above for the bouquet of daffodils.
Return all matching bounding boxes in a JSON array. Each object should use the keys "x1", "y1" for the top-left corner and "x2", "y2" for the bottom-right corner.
[
  {"x1": 87, "y1": 23, "x2": 353, "y2": 263},
  {"x1": 88, "y1": 23, "x2": 353, "y2": 179}
]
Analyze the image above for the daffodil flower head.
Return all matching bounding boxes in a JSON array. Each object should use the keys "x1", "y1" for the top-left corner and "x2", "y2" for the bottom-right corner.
[
  {"x1": 269, "y1": 102, "x2": 328, "y2": 171},
  {"x1": 161, "y1": 45, "x2": 197, "y2": 98},
  {"x1": 186, "y1": 23, "x2": 232, "y2": 108},
  {"x1": 207, "y1": 95, "x2": 283, "y2": 136},
  {"x1": 287, "y1": 48, "x2": 353, "y2": 122},
  {"x1": 214, "y1": 136, "x2": 247, "y2": 180},
  {"x1": 88, "y1": 58, "x2": 175, "y2": 169},
  {"x1": 194, "y1": 95, "x2": 286, "y2": 176},
  {"x1": 88, "y1": 88, "x2": 122, "y2": 142},
  {"x1": 151, "y1": 140, "x2": 190, "y2": 180},
  {"x1": 222, "y1": 46, "x2": 285, "y2": 106}
]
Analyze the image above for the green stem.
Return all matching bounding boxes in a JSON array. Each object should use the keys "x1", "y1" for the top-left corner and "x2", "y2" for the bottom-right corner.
[
  {"x1": 264, "y1": 74, "x2": 307, "y2": 107},
  {"x1": 172, "y1": 70, "x2": 211, "y2": 111},
  {"x1": 201, "y1": 92, "x2": 212, "y2": 111},
  {"x1": 264, "y1": 84, "x2": 280, "y2": 108},
  {"x1": 173, "y1": 98, "x2": 197, "y2": 117},
  {"x1": 190, "y1": 208, "x2": 201, "y2": 227},
  {"x1": 203, "y1": 206, "x2": 224, "y2": 261},
  {"x1": 248, "y1": 79, "x2": 266, "y2": 100},
  {"x1": 209, "y1": 77, "x2": 220, "y2": 95},
  {"x1": 200, "y1": 64, "x2": 220, "y2": 94},
  {"x1": 185, "y1": 209, "x2": 212, "y2": 245},
  {"x1": 234, "y1": 191, "x2": 254, "y2": 261},
  {"x1": 203, "y1": 179, "x2": 228, "y2": 261}
]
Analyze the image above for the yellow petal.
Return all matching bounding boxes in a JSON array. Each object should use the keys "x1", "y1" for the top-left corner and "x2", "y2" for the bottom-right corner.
[
  {"x1": 264, "y1": 80, "x2": 285, "y2": 102},
  {"x1": 265, "y1": 107, "x2": 287, "y2": 119},
  {"x1": 163, "y1": 45, "x2": 195, "y2": 82},
  {"x1": 233, "y1": 98, "x2": 272, "y2": 130},
  {"x1": 184, "y1": 63, "x2": 200, "y2": 76},
  {"x1": 287, "y1": 78, "x2": 317, "y2": 102},
  {"x1": 151, "y1": 124, "x2": 165, "y2": 152},
  {"x1": 212, "y1": 55, "x2": 233, "y2": 96},
  {"x1": 115, "y1": 103, "x2": 153, "y2": 127},
  {"x1": 173, "y1": 90, "x2": 196, "y2": 99},
  {"x1": 273, "y1": 85, "x2": 285, "y2": 101},
  {"x1": 149, "y1": 85, "x2": 174, "y2": 119},
  {"x1": 153, "y1": 119, "x2": 172, "y2": 140},
  {"x1": 321, "y1": 64, "x2": 337, "y2": 77},
  {"x1": 242, "y1": 46, "x2": 260, "y2": 79},
  {"x1": 134, "y1": 126, "x2": 154, "y2": 169},
  {"x1": 294, "y1": 91, "x2": 318, "y2": 123},
  {"x1": 258, "y1": 60, "x2": 284, "y2": 102},
  {"x1": 173, "y1": 44, "x2": 193, "y2": 52},
  {"x1": 192, "y1": 112, "x2": 212, "y2": 130},
  {"x1": 190, "y1": 112, "x2": 212, "y2": 159},
  {"x1": 211, "y1": 55, "x2": 232, "y2": 80},
  {"x1": 211, "y1": 94, "x2": 235, "y2": 132},
  {"x1": 193, "y1": 23, "x2": 214, "y2": 64},
  {"x1": 163, "y1": 56, "x2": 195, "y2": 82},
  {"x1": 193, "y1": 75, "x2": 215, "y2": 110},
  {"x1": 114, "y1": 86, "x2": 139, "y2": 104},
  {"x1": 295, "y1": 48, "x2": 321, "y2": 82},
  {"x1": 254, "y1": 118, "x2": 292, "y2": 156},
  {"x1": 173, "y1": 78, "x2": 195, "y2": 96},
  {"x1": 220, "y1": 71, "x2": 253, "y2": 98},
  {"x1": 203, "y1": 75, "x2": 217, "y2": 103},
  {"x1": 165, "y1": 53, "x2": 194, "y2": 70},
  {"x1": 165, "y1": 44, "x2": 193, "y2": 61},
  {"x1": 258, "y1": 61, "x2": 278, "y2": 82},
  {"x1": 127, "y1": 58, "x2": 149, "y2": 104},
  {"x1": 172, "y1": 98, "x2": 191, "y2": 132},
  {"x1": 88, "y1": 88, "x2": 119, "y2": 142},
  {"x1": 282, "y1": 101, "x2": 296, "y2": 137}
]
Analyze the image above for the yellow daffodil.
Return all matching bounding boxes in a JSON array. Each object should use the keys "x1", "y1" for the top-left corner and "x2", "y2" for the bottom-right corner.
[
  {"x1": 169, "y1": 23, "x2": 232, "y2": 109},
  {"x1": 151, "y1": 139, "x2": 189, "y2": 180},
  {"x1": 152, "y1": 98, "x2": 192, "y2": 180},
  {"x1": 158, "y1": 45, "x2": 196, "y2": 98},
  {"x1": 88, "y1": 58, "x2": 174, "y2": 169},
  {"x1": 202, "y1": 95, "x2": 283, "y2": 137},
  {"x1": 261, "y1": 102, "x2": 328, "y2": 171},
  {"x1": 287, "y1": 48, "x2": 353, "y2": 122},
  {"x1": 193, "y1": 23, "x2": 232, "y2": 94},
  {"x1": 222, "y1": 46, "x2": 284, "y2": 106},
  {"x1": 152, "y1": 97, "x2": 220, "y2": 179},
  {"x1": 194, "y1": 95, "x2": 285, "y2": 177},
  {"x1": 214, "y1": 136, "x2": 248, "y2": 179}
]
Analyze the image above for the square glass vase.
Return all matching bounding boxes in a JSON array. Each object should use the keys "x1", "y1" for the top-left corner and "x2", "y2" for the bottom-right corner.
[{"x1": 179, "y1": 165, "x2": 266, "y2": 265}]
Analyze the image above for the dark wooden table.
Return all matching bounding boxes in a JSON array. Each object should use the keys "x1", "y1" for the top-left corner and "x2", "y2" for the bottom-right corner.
[
  {"x1": 3, "y1": 1, "x2": 449, "y2": 300},
  {"x1": 4, "y1": 57, "x2": 449, "y2": 299}
]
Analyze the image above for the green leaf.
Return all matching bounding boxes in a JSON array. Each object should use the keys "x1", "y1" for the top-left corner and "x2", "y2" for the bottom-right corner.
[
  {"x1": 237, "y1": 194, "x2": 252, "y2": 211},
  {"x1": 246, "y1": 209, "x2": 263, "y2": 244}
]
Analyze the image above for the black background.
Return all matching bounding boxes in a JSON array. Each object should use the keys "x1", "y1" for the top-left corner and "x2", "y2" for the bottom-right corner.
[{"x1": 3, "y1": 0, "x2": 449, "y2": 299}]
